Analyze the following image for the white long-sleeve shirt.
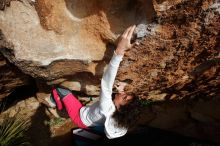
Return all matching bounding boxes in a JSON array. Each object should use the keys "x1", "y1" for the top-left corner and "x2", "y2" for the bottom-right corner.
[{"x1": 80, "y1": 52, "x2": 127, "y2": 139}]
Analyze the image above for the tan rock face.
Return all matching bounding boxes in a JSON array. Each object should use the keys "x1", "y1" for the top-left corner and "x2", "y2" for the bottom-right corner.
[
  {"x1": 0, "y1": 0, "x2": 220, "y2": 144},
  {"x1": 0, "y1": 0, "x2": 154, "y2": 80}
]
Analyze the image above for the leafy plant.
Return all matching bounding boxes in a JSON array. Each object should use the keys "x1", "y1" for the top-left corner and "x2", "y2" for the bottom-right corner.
[
  {"x1": 44, "y1": 117, "x2": 65, "y2": 127},
  {"x1": 0, "y1": 116, "x2": 31, "y2": 146}
]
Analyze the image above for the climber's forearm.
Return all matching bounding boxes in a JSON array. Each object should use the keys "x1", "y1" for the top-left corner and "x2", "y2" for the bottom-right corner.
[{"x1": 100, "y1": 52, "x2": 123, "y2": 99}]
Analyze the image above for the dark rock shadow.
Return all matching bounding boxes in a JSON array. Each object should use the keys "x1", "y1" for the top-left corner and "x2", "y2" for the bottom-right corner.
[
  {"x1": 95, "y1": 126, "x2": 220, "y2": 146},
  {"x1": 49, "y1": 131, "x2": 73, "y2": 146},
  {"x1": 0, "y1": 84, "x2": 37, "y2": 112},
  {"x1": 27, "y1": 102, "x2": 74, "y2": 146},
  {"x1": 27, "y1": 104, "x2": 52, "y2": 146}
]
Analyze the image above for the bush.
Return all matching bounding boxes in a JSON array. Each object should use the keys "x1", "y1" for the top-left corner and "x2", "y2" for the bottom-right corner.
[{"x1": 0, "y1": 115, "x2": 31, "y2": 146}]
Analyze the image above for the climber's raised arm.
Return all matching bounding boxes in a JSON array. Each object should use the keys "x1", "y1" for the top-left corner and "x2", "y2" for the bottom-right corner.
[{"x1": 100, "y1": 25, "x2": 136, "y2": 100}]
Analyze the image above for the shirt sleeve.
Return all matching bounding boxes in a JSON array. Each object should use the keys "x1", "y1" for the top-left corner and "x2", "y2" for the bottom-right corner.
[{"x1": 100, "y1": 51, "x2": 123, "y2": 102}]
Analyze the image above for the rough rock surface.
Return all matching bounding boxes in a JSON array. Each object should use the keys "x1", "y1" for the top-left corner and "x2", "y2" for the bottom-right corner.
[
  {"x1": 117, "y1": 0, "x2": 220, "y2": 143},
  {"x1": 0, "y1": 53, "x2": 32, "y2": 101},
  {"x1": 0, "y1": 0, "x2": 220, "y2": 144},
  {"x1": 118, "y1": 0, "x2": 220, "y2": 99}
]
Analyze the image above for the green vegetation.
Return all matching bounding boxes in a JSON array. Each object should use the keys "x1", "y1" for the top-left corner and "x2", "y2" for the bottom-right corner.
[
  {"x1": 139, "y1": 99, "x2": 154, "y2": 107},
  {"x1": 0, "y1": 116, "x2": 31, "y2": 146},
  {"x1": 44, "y1": 117, "x2": 65, "y2": 127}
]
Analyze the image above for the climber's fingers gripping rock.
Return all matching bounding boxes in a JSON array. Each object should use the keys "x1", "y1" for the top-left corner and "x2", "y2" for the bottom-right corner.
[{"x1": 115, "y1": 25, "x2": 136, "y2": 55}]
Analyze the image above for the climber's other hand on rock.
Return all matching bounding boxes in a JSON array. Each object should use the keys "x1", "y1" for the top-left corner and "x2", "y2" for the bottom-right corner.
[{"x1": 114, "y1": 81, "x2": 128, "y2": 93}]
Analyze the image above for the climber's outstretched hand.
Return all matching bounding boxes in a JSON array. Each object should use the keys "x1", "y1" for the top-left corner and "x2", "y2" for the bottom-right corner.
[{"x1": 115, "y1": 25, "x2": 136, "y2": 55}]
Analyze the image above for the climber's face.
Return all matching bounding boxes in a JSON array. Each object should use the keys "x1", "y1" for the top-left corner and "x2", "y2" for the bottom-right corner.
[{"x1": 114, "y1": 92, "x2": 133, "y2": 110}]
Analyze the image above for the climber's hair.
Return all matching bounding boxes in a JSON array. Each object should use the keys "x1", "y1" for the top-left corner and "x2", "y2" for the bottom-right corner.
[{"x1": 112, "y1": 93, "x2": 142, "y2": 129}]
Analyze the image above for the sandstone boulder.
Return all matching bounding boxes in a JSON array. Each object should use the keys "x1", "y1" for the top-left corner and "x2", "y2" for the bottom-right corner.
[{"x1": 0, "y1": 0, "x2": 220, "y2": 144}]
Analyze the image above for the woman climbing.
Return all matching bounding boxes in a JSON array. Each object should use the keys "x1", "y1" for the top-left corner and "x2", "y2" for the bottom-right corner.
[{"x1": 48, "y1": 25, "x2": 142, "y2": 139}]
